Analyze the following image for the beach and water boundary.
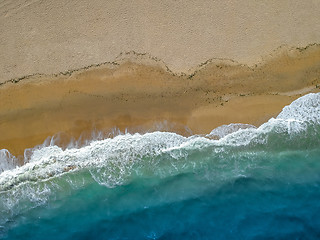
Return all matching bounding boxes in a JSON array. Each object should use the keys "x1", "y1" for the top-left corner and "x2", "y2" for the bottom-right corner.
[
  {"x1": 0, "y1": 41, "x2": 320, "y2": 240},
  {"x1": 0, "y1": 91, "x2": 320, "y2": 239}
]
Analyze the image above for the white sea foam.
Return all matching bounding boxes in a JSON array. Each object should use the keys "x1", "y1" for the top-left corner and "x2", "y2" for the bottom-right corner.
[
  {"x1": 0, "y1": 132, "x2": 187, "y2": 191},
  {"x1": 207, "y1": 123, "x2": 256, "y2": 138},
  {"x1": 164, "y1": 93, "x2": 320, "y2": 151},
  {"x1": 276, "y1": 93, "x2": 320, "y2": 123},
  {"x1": 0, "y1": 93, "x2": 319, "y2": 192},
  {"x1": 0, "y1": 150, "x2": 18, "y2": 172}
]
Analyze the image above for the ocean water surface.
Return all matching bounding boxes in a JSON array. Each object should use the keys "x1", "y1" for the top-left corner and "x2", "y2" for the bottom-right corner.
[{"x1": 0, "y1": 93, "x2": 320, "y2": 239}]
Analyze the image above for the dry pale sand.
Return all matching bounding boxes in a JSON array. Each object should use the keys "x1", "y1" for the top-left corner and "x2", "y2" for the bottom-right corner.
[
  {"x1": 1, "y1": 0, "x2": 320, "y2": 83},
  {"x1": 0, "y1": 45, "x2": 320, "y2": 157}
]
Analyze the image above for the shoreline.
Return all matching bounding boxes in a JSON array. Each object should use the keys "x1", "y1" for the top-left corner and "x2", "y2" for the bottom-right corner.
[{"x1": 1, "y1": 45, "x2": 320, "y2": 157}]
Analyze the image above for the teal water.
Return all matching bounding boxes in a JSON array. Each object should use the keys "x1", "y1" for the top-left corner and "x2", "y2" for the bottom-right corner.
[{"x1": 0, "y1": 93, "x2": 320, "y2": 239}]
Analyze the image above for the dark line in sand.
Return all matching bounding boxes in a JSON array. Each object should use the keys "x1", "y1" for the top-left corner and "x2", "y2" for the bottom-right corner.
[{"x1": 0, "y1": 43, "x2": 319, "y2": 88}]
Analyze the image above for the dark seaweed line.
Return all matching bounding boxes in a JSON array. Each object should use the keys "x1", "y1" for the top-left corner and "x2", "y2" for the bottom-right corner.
[{"x1": 1, "y1": 43, "x2": 319, "y2": 87}]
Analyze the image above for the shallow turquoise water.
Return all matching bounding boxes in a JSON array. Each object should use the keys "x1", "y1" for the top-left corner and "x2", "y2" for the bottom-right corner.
[{"x1": 0, "y1": 93, "x2": 320, "y2": 239}]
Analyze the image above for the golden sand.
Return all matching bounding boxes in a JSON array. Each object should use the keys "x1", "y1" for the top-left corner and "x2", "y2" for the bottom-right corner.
[{"x1": 0, "y1": 45, "x2": 320, "y2": 157}]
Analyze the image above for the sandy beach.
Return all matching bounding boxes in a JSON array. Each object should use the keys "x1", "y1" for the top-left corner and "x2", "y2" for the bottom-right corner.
[
  {"x1": 1, "y1": 0, "x2": 320, "y2": 83},
  {"x1": 1, "y1": 45, "x2": 319, "y2": 157},
  {"x1": 1, "y1": 0, "x2": 320, "y2": 158}
]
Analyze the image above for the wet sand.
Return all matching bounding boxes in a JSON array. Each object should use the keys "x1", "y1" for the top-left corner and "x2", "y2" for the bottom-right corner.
[{"x1": 1, "y1": 45, "x2": 320, "y2": 157}]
